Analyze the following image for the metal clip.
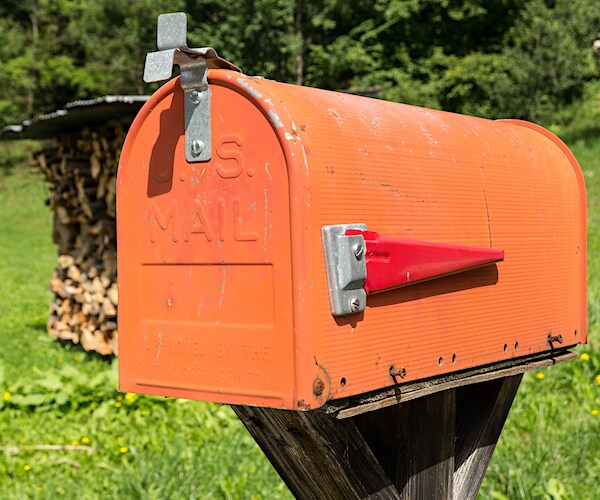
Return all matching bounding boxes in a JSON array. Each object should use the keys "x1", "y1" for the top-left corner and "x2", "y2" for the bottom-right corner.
[
  {"x1": 322, "y1": 224, "x2": 368, "y2": 316},
  {"x1": 547, "y1": 333, "x2": 564, "y2": 347},
  {"x1": 143, "y1": 12, "x2": 241, "y2": 163}
]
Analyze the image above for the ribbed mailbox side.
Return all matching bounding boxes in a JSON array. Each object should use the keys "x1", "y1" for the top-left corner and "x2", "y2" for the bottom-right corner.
[{"x1": 221, "y1": 73, "x2": 585, "y2": 407}]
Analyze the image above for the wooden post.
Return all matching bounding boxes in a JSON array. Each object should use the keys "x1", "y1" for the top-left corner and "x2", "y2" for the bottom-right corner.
[
  {"x1": 354, "y1": 389, "x2": 456, "y2": 498},
  {"x1": 453, "y1": 375, "x2": 522, "y2": 498},
  {"x1": 232, "y1": 353, "x2": 572, "y2": 498},
  {"x1": 232, "y1": 405, "x2": 401, "y2": 499},
  {"x1": 233, "y1": 374, "x2": 525, "y2": 499}
]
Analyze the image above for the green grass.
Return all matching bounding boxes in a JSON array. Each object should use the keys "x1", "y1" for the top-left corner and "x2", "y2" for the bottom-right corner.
[{"x1": 1, "y1": 84, "x2": 600, "y2": 498}]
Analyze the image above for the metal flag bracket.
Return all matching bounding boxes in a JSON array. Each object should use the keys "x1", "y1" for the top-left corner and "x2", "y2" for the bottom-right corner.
[{"x1": 143, "y1": 12, "x2": 241, "y2": 163}]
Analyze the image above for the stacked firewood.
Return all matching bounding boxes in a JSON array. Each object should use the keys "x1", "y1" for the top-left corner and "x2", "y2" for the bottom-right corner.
[{"x1": 34, "y1": 124, "x2": 125, "y2": 355}]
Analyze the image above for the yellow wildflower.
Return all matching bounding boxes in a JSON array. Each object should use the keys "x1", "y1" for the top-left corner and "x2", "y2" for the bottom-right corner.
[
  {"x1": 71, "y1": 440, "x2": 79, "y2": 446},
  {"x1": 81, "y1": 437, "x2": 90, "y2": 444},
  {"x1": 119, "y1": 446, "x2": 129, "y2": 454},
  {"x1": 536, "y1": 372, "x2": 545, "y2": 380},
  {"x1": 596, "y1": 374, "x2": 600, "y2": 385},
  {"x1": 592, "y1": 409, "x2": 599, "y2": 416},
  {"x1": 114, "y1": 402, "x2": 122, "y2": 408},
  {"x1": 18, "y1": 438, "x2": 26, "y2": 445},
  {"x1": 36, "y1": 487, "x2": 43, "y2": 493},
  {"x1": 3, "y1": 392, "x2": 11, "y2": 401},
  {"x1": 116, "y1": 395, "x2": 123, "y2": 401},
  {"x1": 125, "y1": 393, "x2": 136, "y2": 403},
  {"x1": 24, "y1": 465, "x2": 31, "y2": 472},
  {"x1": 580, "y1": 353, "x2": 590, "y2": 361}
]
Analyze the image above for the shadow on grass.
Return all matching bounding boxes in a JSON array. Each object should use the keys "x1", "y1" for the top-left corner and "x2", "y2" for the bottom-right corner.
[
  {"x1": 0, "y1": 141, "x2": 34, "y2": 177},
  {"x1": 28, "y1": 320, "x2": 48, "y2": 333},
  {"x1": 56, "y1": 338, "x2": 116, "y2": 364},
  {"x1": 26, "y1": 320, "x2": 115, "y2": 363}
]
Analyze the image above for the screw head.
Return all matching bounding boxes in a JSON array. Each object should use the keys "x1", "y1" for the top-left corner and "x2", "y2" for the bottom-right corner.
[
  {"x1": 350, "y1": 298, "x2": 361, "y2": 313},
  {"x1": 190, "y1": 90, "x2": 202, "y2": 105},
  {"x1": 353, "y1": 244, "x2": 364, "y2": 260},
  {"x1": 389, "y1": 365, "x2": 406, "y2": 379},
  {"x1": 313, "y1": 378, "x2": 325, "y2": 397},
  {"x1": 191, "y1": 139, "x2": 204, "y2": 156}
]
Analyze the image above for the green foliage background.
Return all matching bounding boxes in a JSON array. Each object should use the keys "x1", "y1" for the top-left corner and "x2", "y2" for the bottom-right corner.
[
  {"x1": 0, "y1": 0, "x2": 598, "y2": 126},
  {"x1": 0, "y1": 96, "x2": 599, "y2": 497},
  {"x1": 0, "y1": 1, "x2": 599, "y2": 498}
]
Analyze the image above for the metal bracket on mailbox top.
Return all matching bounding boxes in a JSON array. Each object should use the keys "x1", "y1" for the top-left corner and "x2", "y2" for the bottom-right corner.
[
  {"x1": 322, "y1": 224, "x2": 368, "y2": 316},
  {"x1": 143, "y1": 12, "x2": 241, "y2": 163}
]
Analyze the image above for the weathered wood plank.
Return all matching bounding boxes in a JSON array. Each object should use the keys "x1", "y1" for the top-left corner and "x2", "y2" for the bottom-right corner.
[
  {"x1": 232, "y1": 405, "x2": 401, "y2": 499},
  {"x1": 354, "y1": 389, "x2": 456, "y2": 499},
  {"x1": 332, "y1": 351, "x2": 573, "y2": 419},
  {"x1": 453, "y1": 375, "x2": 522, "y2": 499}
]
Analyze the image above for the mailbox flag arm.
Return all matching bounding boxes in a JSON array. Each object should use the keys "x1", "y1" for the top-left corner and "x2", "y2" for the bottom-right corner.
[
  {"x1": 345, "y1": 229, "x2": 504, "y2": 295},
  {"x1": 322, "y1": 224, "x2": 504, "y2": 316}
]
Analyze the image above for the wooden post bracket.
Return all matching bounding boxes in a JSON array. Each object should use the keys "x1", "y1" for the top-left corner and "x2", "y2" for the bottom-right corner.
[
  {"x1": 232, "y1": 351, "x2": 574, "y2": 499},
  {"x1": 233, "y1": 376, "x2": 520, "y2": 499}
]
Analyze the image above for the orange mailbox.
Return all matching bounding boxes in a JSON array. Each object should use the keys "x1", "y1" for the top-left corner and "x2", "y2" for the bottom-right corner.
[{"x1": 117, "y1": 14, "x2": 586, "y2": 411}]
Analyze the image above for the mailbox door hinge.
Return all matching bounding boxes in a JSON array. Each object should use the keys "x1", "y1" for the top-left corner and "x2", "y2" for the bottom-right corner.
[
  {"x1": 143, "y1": 12, "x2": 241, "y2": 163},
  {"x1": 322, "y1": 224, "x2": 504, "y2": 316}
]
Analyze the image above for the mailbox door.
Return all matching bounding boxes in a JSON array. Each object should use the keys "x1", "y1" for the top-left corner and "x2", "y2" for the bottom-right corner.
[{"x1": 118, "y1": 78, "x2": 295, "y2": 408}]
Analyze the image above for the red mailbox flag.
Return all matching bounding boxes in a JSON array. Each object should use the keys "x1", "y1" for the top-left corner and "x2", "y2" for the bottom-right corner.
[{"x1": 345, "y1": 229, "x2": 504, "y2": 294}]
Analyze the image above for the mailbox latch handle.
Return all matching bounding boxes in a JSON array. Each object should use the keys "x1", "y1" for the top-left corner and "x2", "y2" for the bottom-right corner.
[
  {"x1": 322, "y1": 224, "x2": 504, "y2": 316},
  {"x1": 143, "y1": 12, "x2": 241, "y2": 163}
]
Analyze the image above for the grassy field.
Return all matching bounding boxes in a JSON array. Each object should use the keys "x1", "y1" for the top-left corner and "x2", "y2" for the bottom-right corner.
[{"x1": 1, "y1": 91, "x2": 599, "y2": 498}]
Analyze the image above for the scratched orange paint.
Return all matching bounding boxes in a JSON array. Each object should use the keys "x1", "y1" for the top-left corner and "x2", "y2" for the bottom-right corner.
[{"x1": 117, "y1": 70, "x2": 586, "y2": 410}]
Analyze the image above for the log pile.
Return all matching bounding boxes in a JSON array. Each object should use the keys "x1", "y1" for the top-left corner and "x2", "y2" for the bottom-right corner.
[{"x1": 34, "y1": 123, "x2": 125, "y2": 355}]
